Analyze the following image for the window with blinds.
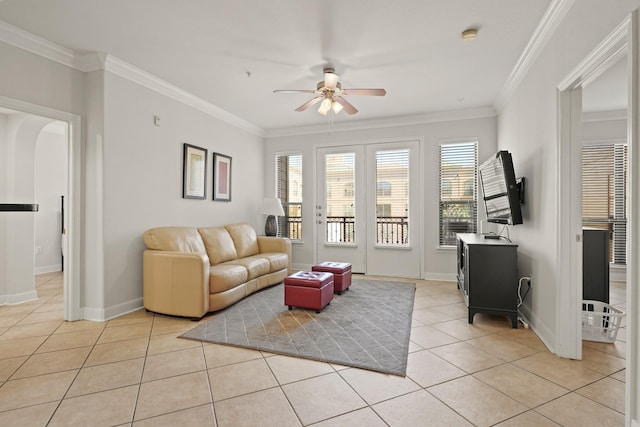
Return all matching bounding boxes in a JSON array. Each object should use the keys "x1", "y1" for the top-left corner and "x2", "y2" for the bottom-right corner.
[
  {"x1": 439, "y1": 142, "x2": 478, "y2": 246},
  {"x1": 376, "y1": 149, "x2": 409, "y2": 245},
  {"x1": 276, "y1": 154, "x2": 302, "y2": 240},
  {"x1": 582, "y1": 143, "x2": 627, "y2": 264}
]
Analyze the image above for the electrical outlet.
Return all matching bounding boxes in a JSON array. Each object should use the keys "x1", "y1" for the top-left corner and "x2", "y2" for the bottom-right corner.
[{"x1": 35, "y1": 246, "x2": 42, "y2": 254}]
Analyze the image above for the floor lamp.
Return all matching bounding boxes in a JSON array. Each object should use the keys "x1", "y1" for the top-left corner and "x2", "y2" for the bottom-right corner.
[{"x1": 262, "y1": 198, "x2": 285, "y2": 237}]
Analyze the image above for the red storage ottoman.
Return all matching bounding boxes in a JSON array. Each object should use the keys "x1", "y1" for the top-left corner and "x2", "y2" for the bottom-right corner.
[
  {"x1": 284, "y1": 271, "x2": 334, "y2": 313},
  {"x1": 312, "y1": 262, "x2": 352, "y2": 294}
]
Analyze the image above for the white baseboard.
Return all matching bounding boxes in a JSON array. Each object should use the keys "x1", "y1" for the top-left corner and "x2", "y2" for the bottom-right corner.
[
  {"x1": 518, "y1": 305, "x2": 554, "y2": 353},
  {"x1": 0, "y1": 290, "x2": 38, "y2": 305},
  {"x1": 35, "y1": 264, "x2": 62, "y2": 275},
  {"x1": 82, "y1": 297, "x2": 144, "y2": 321},
  {"x1": 81, "y1": 307, "x2": 106, "y2": 322},
  {"x1": 104, "y1": 297, "x2": 144, "y2": 320},
  {"x1": 422, "y1": 272, "x2": 457, "y2": 282}
]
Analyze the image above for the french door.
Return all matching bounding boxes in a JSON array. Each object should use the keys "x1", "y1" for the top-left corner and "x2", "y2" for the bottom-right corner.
[
  {"x1": 316, "y1": 140, "x2": 421, "y2": 278},
  {"x1": 316, "y1": 146, "x2": 366, "y2": 272}
]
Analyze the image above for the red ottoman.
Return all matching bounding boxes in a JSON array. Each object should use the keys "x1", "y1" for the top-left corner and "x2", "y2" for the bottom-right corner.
[
  {"x1": 284, "y1": 271, "x2": 334, "y2": 313},
  {"x1": 312, "y1": 262, "x2": 352, "y2": 294}
]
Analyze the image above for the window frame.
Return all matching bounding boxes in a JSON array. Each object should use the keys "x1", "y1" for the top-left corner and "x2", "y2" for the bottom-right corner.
[
  {"x1": 581, "y1": 140, "x2": 628, "y2": 265},
  {"x1": 438, "y1": 140, "x2": 478, "y2": 247},
  {"x1": 275, "y1": 152, "x2": 303, "y2": 241}
]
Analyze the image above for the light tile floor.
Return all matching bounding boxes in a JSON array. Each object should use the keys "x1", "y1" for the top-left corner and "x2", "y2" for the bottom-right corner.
[{"x1": 0, "y1": 272, "x2": 627, "y2": 426}]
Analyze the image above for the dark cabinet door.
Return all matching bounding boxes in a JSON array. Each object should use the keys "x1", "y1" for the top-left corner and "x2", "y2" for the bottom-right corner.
[{"x1": 583, "y1": 228, "x2": 609, "y2": 303}]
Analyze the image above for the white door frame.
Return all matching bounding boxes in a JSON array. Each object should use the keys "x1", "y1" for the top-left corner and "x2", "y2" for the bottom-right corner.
[
  {"x1": 627, "y1": 11, "x2": 639, "y2": 426},
  {"x1": 0, "y1": 95, "x2": 82, "y2": 321},
  {"x1": 557, "y1": 13, "x2": 637, "y2": 424}
]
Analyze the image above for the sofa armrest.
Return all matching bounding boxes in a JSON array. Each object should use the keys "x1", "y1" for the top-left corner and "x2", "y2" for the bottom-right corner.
[
  {"x1": 143, "y1": 250, "x2": 210, "y2": 318},
  {"x1": 257, "y1": 236, "x2": 292, "y2": 273}
]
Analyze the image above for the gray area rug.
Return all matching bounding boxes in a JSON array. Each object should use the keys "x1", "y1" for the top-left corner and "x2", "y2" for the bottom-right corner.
[{"x1": 180, "y1": 278, "x2": 416, "y2": 376}]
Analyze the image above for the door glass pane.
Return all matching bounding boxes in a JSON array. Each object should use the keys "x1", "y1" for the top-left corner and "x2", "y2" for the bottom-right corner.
[
  {"x1": 376, "y1": 149, "x2": 409, "y2": 245},
  {"x1": 276, "y1": 154, "x2": 302, "y2": 240},
  {"x1": 325, "y1": 153, "x2": 355, "y2": 243}
]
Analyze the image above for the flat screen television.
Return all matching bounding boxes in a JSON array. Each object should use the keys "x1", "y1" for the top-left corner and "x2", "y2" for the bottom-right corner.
[{"x1": 478, "y1": 150, "x2": 524, "y2": 225}]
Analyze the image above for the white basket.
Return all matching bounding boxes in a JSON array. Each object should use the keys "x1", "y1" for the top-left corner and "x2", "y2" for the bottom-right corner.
[{"x1": 582, "y1": 300, "x2": 625, "y2": 343}]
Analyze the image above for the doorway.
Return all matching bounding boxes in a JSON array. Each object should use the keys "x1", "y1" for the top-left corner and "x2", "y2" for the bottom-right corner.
[
  {"x1": 315, "y1": 140, "x2": 422, "y2": 278},
  {"x1": 557, "y1": 13, "x2": 637, "y2": 422},
  {"x1": 0, "y1": 95, "x2": 82, "y2": 321}
]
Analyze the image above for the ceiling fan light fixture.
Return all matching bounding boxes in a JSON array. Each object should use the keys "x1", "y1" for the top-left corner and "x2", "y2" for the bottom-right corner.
[
  {"x1": 318, "y1": 97, "x2": 332, "y2": 115},
  {"x1": 274, "y1": 67, "x2": 385, "y2": 116},
  {"x1": 324, "y1": 68, "x2": 339, "y2": 89}
]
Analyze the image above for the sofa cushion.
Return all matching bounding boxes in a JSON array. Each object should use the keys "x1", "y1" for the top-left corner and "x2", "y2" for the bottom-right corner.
[
  {"x1": 225, "y1": 256, "x2": 270, "y2": 280},
  {"x1": 259, "y1": 253, "x2": 289, "y2": 273},
  {"x1": 142, "y1": 227, "x2": 206, "y2": 255},
  {"x1": 198, "y1": 226, "x2": 238, "y2": 265},
  {"x1": 209, "y1": 264, "x2": 248, "y2": 294},
  {"x1": 224, "y1": 223, "x2": 260, "y2": 258}
]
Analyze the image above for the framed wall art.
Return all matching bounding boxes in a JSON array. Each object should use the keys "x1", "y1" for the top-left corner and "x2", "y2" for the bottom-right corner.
[
  {"x1": 213, "y1": 152, "x2": 232, "y2": 201},
  {"x1": 182, "y1": 143, "x2": 208, "y2": 199}
]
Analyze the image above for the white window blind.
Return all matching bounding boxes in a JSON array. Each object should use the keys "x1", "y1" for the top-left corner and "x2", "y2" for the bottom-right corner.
[
  {"x1": 582, "y1": 143, "x2": 627, "y2": 264},
  {"x1": 376, "y1": 149, "x2": 409, "y2": 245},
  {"x1": 276, "y1": 154, "x2": 302, "y2": 240},
  {"x1": 439, "y1": 142, "x2": 478, "y2": 246}
]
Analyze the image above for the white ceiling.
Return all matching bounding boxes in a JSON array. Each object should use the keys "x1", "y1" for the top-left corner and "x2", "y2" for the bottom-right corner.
[{"x1": 0, "y1": 0, "x2": 623, "y2": 133}]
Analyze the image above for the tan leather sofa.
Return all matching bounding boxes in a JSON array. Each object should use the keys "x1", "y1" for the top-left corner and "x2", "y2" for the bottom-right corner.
[{"x1": 142, "y1": 223, "x2": 291, "y2": 319}]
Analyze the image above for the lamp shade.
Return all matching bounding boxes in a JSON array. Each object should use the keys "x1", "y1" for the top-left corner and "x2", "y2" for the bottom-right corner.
[{"x1": 262, "y1": 198, "x2": 285, "y2": 216}]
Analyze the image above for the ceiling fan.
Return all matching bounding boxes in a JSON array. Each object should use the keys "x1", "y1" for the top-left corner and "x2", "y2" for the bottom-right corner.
[{"x1": 273, "y1": 67, "x2": 386, "y2": 115}]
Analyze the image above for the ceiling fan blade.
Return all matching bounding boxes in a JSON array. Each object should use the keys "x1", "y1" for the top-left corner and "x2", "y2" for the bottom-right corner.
[
  {"x1": 324, "y1": 70, "x2": 340, "y2": 89},
  {"x1": 295, "y1": 96, "x2": 322, "y2": 112},
  {"x1": 273, "y1": 89, "x2": 316, "y2": 93},
  {"x1": 341, "y1": 88, "x2": 387, "y2": 96},
  {"x1": 334, "y1": 96, "x2": 358, "y2": 115}
]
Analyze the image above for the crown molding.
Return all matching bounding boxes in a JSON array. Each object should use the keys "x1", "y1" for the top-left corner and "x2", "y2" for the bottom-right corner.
[
  {"x1": 493, "y1": 0, "x2": 575, "y2": 112},
  {"x1": 0, "y1": 20, "x2": 264, "y2": 136},
  {"x1": 102, "y1": 55, "x2": 264, "y2": 136},
  {"x1": 558, "y1": 14, "x2": 630, "y2": 91},
  {"x1": 264, "y1": 106, "x2": 497, "y2": 138},
  {"x1": 582, "y1": 109, "x2": 628, "y2": 122},
  {"x1": 0, "y1": 19, "x2": 78, "y2": 69}
]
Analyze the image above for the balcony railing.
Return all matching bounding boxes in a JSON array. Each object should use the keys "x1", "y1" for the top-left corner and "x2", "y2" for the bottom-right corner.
[
  {"x1": 279, "y1": 215, "x2": 302, "y2": 240},
  {"x1": 326, "y1": 216, "x2": 356, "y2": 243},
  {"x1": 280, "y1": 215, "x2": 410, "y2": 245},
  {"x1": 376, "y1": 216, "x2": 408, "y2": 244}
]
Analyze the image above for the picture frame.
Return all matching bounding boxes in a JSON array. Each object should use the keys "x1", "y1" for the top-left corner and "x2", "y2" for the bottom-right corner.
[
  {"x1": 182, "y1": 143, "x2": 208, "y2": 199},
  {"x1": 213, "y1": 152, "x2": 232, "y2": 201}
]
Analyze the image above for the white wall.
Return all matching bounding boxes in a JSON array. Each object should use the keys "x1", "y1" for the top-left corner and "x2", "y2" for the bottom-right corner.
[
  {"x1": 99, "y1": 71, "x2": 265, "y2": 317},
  {"x1": 0, "y1": 112, "x2": 55, "y2": 303},
  {"x1": 583, "y1": 115, "x2": 627, "y2": 141},
  {"x1": 0, "y1": 41, "x2": 84, "y2": 306},
  {"x1": 34, "y1": 122, "x2": 68, "y2": 274},
  {"x1": 496, "y1": 0, "x2": 639, "y2": 351},
  {"x1": 0, "y1": 41, "x2": 266, "y2": 318},
  {"x1": 264, "y1": 115, "x2": 497, "y2": 278}
]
